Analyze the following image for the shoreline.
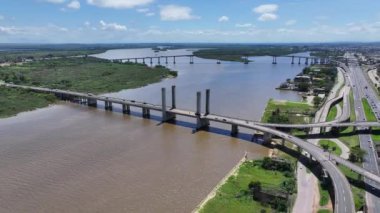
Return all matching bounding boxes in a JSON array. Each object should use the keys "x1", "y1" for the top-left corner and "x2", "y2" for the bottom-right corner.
[{"x1": 192, "y1": 153, "x2": 248, "y2": 213}]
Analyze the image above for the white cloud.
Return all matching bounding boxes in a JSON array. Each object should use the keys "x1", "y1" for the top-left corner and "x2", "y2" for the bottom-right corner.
[
  {"x1": 0, "y1": 15, "x2": 4, "y2": 21},
  {"x1": 160, "y1": 5, "x2": 199, "y2": 21},
  {"x1": 44, "y1": 0, "x2": 66, "y2": 3},
  {"x1": 87, "y1": 0, "x2": 154, "y2": 9},
  {"x1": 218, "y1": 16, "x2": 229, "y2": 22},
  {"x1": 253, "y1": 4, "x2": 278, "y2": 14},
  {"x1": 146, "y1": 12, "x2": 155, "y2": 17},
  {"x1": 253, "y1": 4, "x2": 279, "y2": 22},
  {"x1": 67, "y1": 0, "x2": 80, "y2": 9},
  {"x1": 84, "y1": 21, "x2": 91, "y2": 27},
  {"x1": 258, "y1": 13, "x2": 277, "y2": 21},
  {"x1": 235, "y1": 23, "x2": 253, "y2": 28},
  {"x1": 285, "y1": 20, "x2": 296, "y2": 26},
  {"x1": 99, "y1": 20, "x2": 127, "y2": 31}
]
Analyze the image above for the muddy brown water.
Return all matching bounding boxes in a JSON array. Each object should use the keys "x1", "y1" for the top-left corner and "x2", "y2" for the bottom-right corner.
[{"x1": 0, "y1": 49, "x2": 309, "y2": 212}]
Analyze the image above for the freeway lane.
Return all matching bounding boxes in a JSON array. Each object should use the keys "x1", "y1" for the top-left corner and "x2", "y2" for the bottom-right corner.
[{"x1": 346, "y1": 54, "x2": 380, "y2": 213}]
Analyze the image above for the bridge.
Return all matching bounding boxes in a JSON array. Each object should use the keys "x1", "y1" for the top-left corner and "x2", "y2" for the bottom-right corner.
[{"x1": 111, "y1": 54, "x2": 330, "y2": 65}]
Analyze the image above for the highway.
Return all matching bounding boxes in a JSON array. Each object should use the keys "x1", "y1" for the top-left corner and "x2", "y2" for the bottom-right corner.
[{"x1": 345, "y1": 53, "x2": 380, "y2": 213}]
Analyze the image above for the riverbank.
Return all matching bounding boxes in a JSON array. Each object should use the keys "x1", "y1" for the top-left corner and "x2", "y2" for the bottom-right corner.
[
  {"x1": 0, "y1": 57, "x2": 177, "y2": 118},
  {"x1": 197, "y1": 157, "x2": 296, "y2": 213},
  {"x1": 193, "y1": 46, "x2": 308, "y2": 62},
  {"x1": 0, "y1": 87, "x2": 56, "y2": 118}
]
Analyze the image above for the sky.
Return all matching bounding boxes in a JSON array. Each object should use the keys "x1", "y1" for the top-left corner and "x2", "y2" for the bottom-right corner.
[{"x1": 0, "y1": 0, "x2": 380, "y2": 43}]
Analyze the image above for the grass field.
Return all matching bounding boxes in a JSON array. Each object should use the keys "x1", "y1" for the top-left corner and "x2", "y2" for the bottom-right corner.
[
  {"x1": 0, "y1": 57, "x2": 177, "y2": 94},
  {"x1": 361, "y1": 98, "x2": 380, "y2": 143},
  {"x1": 319, "y1": 139, "x2": 342, "y2": 156},
  {"x1": 0, "y1": 87, "x2": 56, "y2": 118},
  {"x1": 326, "y1": 105, "x2": 338, "y2": 122},
  {"x1": 338, "y1": 165, "x2": 365, "y2": 211},
  {"x1": 200, "y1": 160, "x2": 294, "y2": 213},
  {"x1": 261, "y1": 99, "x2": 315, "y2": 124},
  {"x1": 339, "y1": 91, "x2": 359, "y2": 148}
]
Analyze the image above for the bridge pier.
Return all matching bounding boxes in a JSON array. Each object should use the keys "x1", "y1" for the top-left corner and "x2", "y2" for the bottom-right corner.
[
  {"x1": 104, "y1": 101, "x2": 112, "y2": 111},
  {"x1": 297, "y1": 146, "x2": 302, "y2": 153},
  {"x1": 165, "y1": 57, "x2": 168, "y2": 64},
  {"x1": 142, "y1": 108, "x2": 150, "y2": 118},
  {"x1": 122, "y1": 104, "x2": 130, "y2": 114},
  {"x1": 171, "y1": 85, "x2": 176, "y2": 109},
  {"x1": 272, "y1": 56, "x2": 277, "y2": 64},
  {"x1": 135, "y1": 58, "x2": 138, "y2": 63},
  {"x1": 161, "y1": 88, "x2": 175, "y2": 122},
  {"x1": 142, "y1": 58, "x2": 145, "y2": 64},
  {"x1": 150, "y1": 57, "x2": 153, "y2": 64},
  {"x1": 217, "y1": 60, "x2": 221, "y2": 64},
  {"x1": 196, "y1": 91, "x2": 209, "y2": 130},
  {"x1": 281, "y1": 138, "x2": 285, "y2": 146},
  {"x1": 205, "y1": 89, "x2": 210, "y2": 115},
  {"x1": 291, "y1": 56, "x2": 294, "y2": 64},
  {"x1": 87, "y1": 98, "x2": 97, "y2": 107},
  {"x1": 263, "y1": 132, "x2": 272, "y2": 143},
  {"x1": 298, "y1": 57, "x2": 301, "y2": 65},
  {"x1": 305, "y1": 58, "x2": 309, "y2": 65},
  {"x1": 231, "y1": 124, "x2": 239, "y2": 136},
  {"x1": 243, "y1": 56, "x2": 249, "y2": 64},
  {"x1": 158, "y1": 57, "x2": 161, "y2": 65},
  {"x1": 173, "y1": 56, "x2": 176, "y2": 64},
  {"x1": 190, "y1": 56, "x2": 194, "y2": 64}
]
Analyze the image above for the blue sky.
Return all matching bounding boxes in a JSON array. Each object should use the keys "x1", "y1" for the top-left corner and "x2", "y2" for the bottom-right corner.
[{"x1": 0, "y1": 0, "x2": 380, "y2": 43}]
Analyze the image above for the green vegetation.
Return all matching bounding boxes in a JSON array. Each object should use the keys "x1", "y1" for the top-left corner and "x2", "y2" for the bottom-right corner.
[
  {"x1": 326, "y1": 105, "x2": 338, "y2": 122},
  {"x1": 338, "y1": 165, "x2": 365, "y2": 211},
  {"x1": 319, "y1": 139, "x2": 342, "y2": 156},
  {"x1": 0, "y1": 57, "x2": 177, "y2": 94},
  {"x1": 362, "y1": 98, "x2": 377, "y2": 121},
  {"x1": 0, "y1": 87, "x2": 56, "y2": 118},
  {"x1": 200, "y1": 159, "x2": 296, "y2": 213},
  {"x1": 361, "y1": 98, "x2": 380, "y2": 143},
  {"x1": 0, "y1": 50, "x2": 103, "y2": 63},
  {"x1": 318, "y1": 181, "x2": 330, "y2": 206},
  {"x1": 193, "y1": 46, "x2": 308, "y2": 62},
  {"x1": 317, "y1": 209, "x2": 332, "y2": 213},
  {"x1": 301, "y1": 65, "x2": 337, "y2": 94},
  {"x1": 349, "y1": 146, "x2": 367, "y2": 163},
  {"x1": 338, "y1": 91, "x2": 359, "y2": 147}
]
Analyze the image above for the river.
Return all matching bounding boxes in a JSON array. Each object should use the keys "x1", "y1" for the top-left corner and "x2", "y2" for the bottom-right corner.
[{"x1": 0, "y1": 48, "x2": 308, "y2": 212}]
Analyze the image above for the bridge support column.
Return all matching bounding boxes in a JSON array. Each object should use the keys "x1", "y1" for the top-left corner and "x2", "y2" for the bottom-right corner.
[
  {"x1": 158, "y1": 57, "x2": 161, "y2": 65},
  {"x1": 320, "y1": 127, "x2": 326, "y2": 134},
  {"x1": 263, "y1": 132, "x2": 272, "y2": 144},
  {"x1": 171, "y1": 85, "x2": 176, "y2": 109},
  {"x1": 165, "y1": 57, "x2": 168, "y2": 64},
  {"x1": 150, "y1": 57, "x2": 153, "y2": 64},
  {"x1": 205, "y1": 89, "x2": 210, "y2": 115},
  {"x1": 87, "y1": 98, "x2": 97, "y2": 107},
  {"x1": 231, "y1": 124, "x2": 239, "y2": 136},
  {"x1": 298, "y1": 57, "x2": 301, "y2": 65},
  {"x1": 173, "y1": 56, "x2": 176, "y2": 64},
  {"x1": 281, "y1": 138, "x2": 285, "y2": 146},
  {"x1": 196, "y1": 91, "x2": 209, "y2": 130},
  {"x1": 135, "y1": 58, "x2": 137, "y2": 63},
  {"x1": 190, "y1": 56, "x2": 194, "y2": 64},
  {"x1": 305, "y1": 58, "x2": 309, "y2": 65},
  {"x1": 217, "y1": 60, "x2": 221, "y2": 64},
  {"x1": 243, "y1": 56, "x2": 249, "y2": 64},
  {"x1": 161, "y1": 88, "x2": 175, "y2": 122},
  {"x1": 122, "y1": 104, "x2": 130, "y2": 114},
  {"x1": 142, "y1": 108, "x2": 150, "y2": 118},
  {"x1": 105, "y1": 101, "x2": 112, "y2": 111},
  {"x1": 272, "y1": 56, "x2": 277, "y2": 64},
  {"x1": 297, "y1": 146, "x2": 302, "y2": 153},
  {"x1": 291, "y1": 56, "x2": 294, "y2": 64},
  {"x1": 142, "y1": 58, "x2": 145, "y2": 64}
]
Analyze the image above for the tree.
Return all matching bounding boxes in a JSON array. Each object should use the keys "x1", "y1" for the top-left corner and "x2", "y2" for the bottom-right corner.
[
  {"x1": 321, "y1": 143, "x2": 329, "y2": 151},
  {"x1": 281, "y1": 178, "x2": 296, "y2": 194},
  {"x1": 248, "y1": 181, "x2": 262, "y2": 199},
  {"x1": 349, "y1": 146, "x2": 367, "y2": 162},
  {"x1": 313, "y1": 96, "x2": 322, "y2": 107},
  {"x1": 298, "y1": 82, "x2": 310, "y2": 92}
]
